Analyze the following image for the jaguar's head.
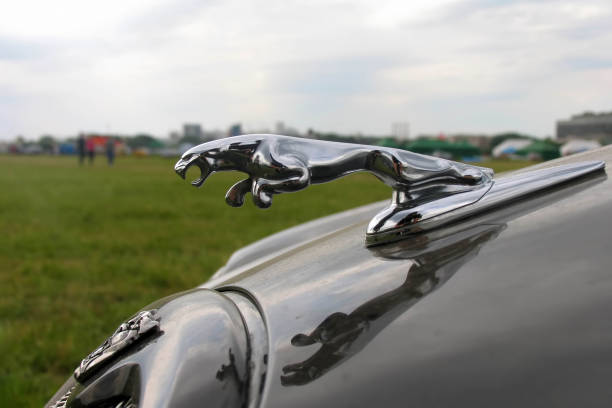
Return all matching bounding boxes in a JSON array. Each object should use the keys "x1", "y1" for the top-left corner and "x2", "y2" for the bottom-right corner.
[
  {"x1": 174, "y1": 136, "x2": 293, "y2": 208},
  {"x1": 174, "y1": 150, "x2": 213, "y2": 187},
  {"x1": 174, "y1": 136, "x2": 262, "y2": 188}
]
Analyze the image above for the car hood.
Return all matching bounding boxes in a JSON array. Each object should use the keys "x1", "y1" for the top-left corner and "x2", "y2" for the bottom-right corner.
[{"x1": 205, "y1": 146, "x2": 612, "y2": 407}]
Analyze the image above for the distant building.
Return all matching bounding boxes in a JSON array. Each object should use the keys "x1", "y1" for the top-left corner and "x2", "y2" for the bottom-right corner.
[
  {"x1": 556, "y1": 112, "x2": 612, "y2": 143},
  {"x1": 229, "y1": 123, "x2": 243, "y2": 137},
  {"x1": 203, "y1": 129, "x2": 226, "y2": 140},
  {"x1": 275, "y1": 121, "x2": 286, "y2": 134},
  {"x1": 183, "y1": 123, "x2": 203, "y2": 141},
  {"x1": 169, "y1": 131, "x2": 181, "y2": 142},
  {"x1": 273, "y1": 121, "x2": 300, "y2": 137},
  {"x1": 392, "y1": 122, "x2": 410, "y2": 141}
]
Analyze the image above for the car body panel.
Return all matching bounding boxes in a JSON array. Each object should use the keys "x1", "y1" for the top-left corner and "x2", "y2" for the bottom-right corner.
[
  {"x1": 211, "y1": 201, "x2": 385, "y2": 281},
  {"x1": 48, "y1": 146, "x2": 612, "y2": 407},
  {"x1": 206, "y1": 146, "x2": 612, "y2": 407}
]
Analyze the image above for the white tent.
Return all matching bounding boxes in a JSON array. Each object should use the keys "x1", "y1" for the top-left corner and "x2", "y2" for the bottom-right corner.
[
  {"x1": 561, "y1": 139, "x2": 601, "y2": 156},
  {"x1": 492, "y1": 139, "x2": 532, "y2": 158}
]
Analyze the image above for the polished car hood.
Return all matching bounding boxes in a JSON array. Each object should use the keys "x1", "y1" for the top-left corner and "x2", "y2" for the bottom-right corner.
[
  {"x1": 47, "y1": 289, "x2": 250, "y2": 408},
  {"x1": 207, "y1": 146, "x2": 612, "y2": 407}
]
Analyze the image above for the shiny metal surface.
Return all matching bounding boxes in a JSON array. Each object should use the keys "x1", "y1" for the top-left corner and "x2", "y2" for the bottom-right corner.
[
  {"x1": 174, "y1": 134, "x2": 494, "y2": 244},
  {"x1": 224, "y1": 292, "x2": 269, "y2": 408},
  {"x1": 50, "y1": 289, "x2": 250, "y2": 408},
  {"x1": 366, "y1": 160, "x2": 605, "y2": 244},
  {"x1": 280, "y1": 222, "x2": 504, "y2": 386},
  {"x1": 206, "y1": 147, "x2": 612, "y2": 407},
  {"x1": 175, "y1": 134, "x2": 604, "y2": 246},
  {"x1": 49, "y1": 386, "x2": 75, "y2": 408},
  {"x1": 46, "y1": 379, "x2": 77, "y2": 408},
  {"x1": 74, "y1": 310, "x2": 161, "y2": 382}
]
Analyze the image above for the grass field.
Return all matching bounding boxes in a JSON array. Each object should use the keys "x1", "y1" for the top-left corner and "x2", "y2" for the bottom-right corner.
[{"x1": 0, "y1": 154, "x2": 531, "y2": 406}]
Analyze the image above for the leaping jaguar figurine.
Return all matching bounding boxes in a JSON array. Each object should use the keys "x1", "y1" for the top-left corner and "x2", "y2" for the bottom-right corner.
[{"x1": 174, "y1": 134, "x2": 493, "y2": 210}]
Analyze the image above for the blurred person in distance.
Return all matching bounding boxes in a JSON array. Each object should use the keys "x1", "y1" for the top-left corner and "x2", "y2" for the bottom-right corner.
[
  {"x1": 86, "y1": 137, "x2": 95, "y2": 164},
  {"x1": 106, "y1": 137, "x2": 115, "y2": 166},
  {"x1": 77, "y1": 134, "x2": 86, "y2": 165}
]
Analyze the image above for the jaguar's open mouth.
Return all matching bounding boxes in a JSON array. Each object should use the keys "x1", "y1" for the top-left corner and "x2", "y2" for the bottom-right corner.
[{"x1": 174, "y1": 154, "x2": 212, "y2": 187}]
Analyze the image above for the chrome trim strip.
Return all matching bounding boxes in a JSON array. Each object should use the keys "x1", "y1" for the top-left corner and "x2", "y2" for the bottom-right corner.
[{"x1": 366, "y1": 160, "x2": 605, "y2": 245}]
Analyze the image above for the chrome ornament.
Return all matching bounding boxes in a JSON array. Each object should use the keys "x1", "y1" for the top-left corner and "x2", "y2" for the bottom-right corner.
[
  {"x1": 74, "y1": 309, "x2": 161, "y2": 382},
  {"x1": 174, "y1": 135, "x2": 604, "y2": 246},
  {"x1": 365, "y1": 160, "x2": 606, "y2": 245},
  {"x1": 49, "y1": 386, "x2": 75, "y2": 408},
  {"x1": 175, "y1": 135, "x2": 493, "y2": 239}
]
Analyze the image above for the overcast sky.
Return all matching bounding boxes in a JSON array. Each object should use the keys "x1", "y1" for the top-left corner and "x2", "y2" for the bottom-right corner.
[{"x1": 1, "y1": 0, "x2": 611, "y2": 140}]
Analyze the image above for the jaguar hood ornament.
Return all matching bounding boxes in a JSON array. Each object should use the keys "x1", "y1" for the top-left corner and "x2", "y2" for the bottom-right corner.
[
  {"x1": 174, "y1": 134, "x2": 604, "y2": 245},
  {"x1": 174, "y1": 134, "x2": 492, "y2": 209}
]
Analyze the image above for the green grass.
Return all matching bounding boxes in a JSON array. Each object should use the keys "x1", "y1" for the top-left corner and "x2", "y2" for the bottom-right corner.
[
  {"x1": 478, "y1": 159, "x2": 533, "y2": 173},
  {"x1": 0, "y1": 155, "x2": 531, "y2": 406}
]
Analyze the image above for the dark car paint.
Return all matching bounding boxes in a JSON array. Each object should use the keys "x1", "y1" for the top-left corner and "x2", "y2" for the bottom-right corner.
[
  {"x1": 49, "y1": 147, "x2": 612, "y2": 407},
  {"x1": 212, "y1": 201, "x2": 385, "y2": 280},
  {"x1": 205, "y1": 147, "x2": 612, "y2": 407}
]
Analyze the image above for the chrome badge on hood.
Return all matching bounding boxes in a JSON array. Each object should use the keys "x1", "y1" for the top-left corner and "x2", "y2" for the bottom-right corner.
[{"x1": 74, "y1": 309, "x2": 161, "y2": 382}]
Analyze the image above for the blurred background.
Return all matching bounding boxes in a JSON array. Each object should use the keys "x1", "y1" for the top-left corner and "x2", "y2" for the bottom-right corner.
[{"x1": 1, "y1": 0, "x2": 611, "y2": 406}]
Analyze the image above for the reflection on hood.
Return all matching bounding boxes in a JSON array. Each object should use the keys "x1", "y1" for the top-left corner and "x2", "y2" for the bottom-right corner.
[{"x1": 281, "y1": 223, "x2": 504, "y2": 386}]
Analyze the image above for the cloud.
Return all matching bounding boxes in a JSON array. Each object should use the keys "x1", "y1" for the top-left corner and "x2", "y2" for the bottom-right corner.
[
  {"x1": 0, "y1": 37, "x2": 50, "y2": 60},
  {"x1": 273, "y1": 56, "x2": 397, "y2": 95},
  {"x1": 0, "y1": 0, "x2": 611, "y2": 139},
  {"x1": 563, "y1": 57, "x2": 612, "y2": 70},
  {"x1": 118, "y1": 0, "x2": 219, "y2": 43}
]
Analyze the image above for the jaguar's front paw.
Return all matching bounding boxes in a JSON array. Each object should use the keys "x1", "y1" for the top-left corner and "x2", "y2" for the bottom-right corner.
[{"x1": 225, "y1": 179, "x2": 253, "y2": 207}]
